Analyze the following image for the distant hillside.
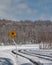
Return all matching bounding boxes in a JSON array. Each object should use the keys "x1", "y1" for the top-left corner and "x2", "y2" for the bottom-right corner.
[{"x1": 0, "y1": 19, "x2": 52, "y2": 45}]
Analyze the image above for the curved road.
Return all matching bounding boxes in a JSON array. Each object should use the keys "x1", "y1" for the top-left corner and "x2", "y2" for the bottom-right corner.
[
  {"x1": 12, "y1": 49, "x2": 52, "y2": 65},
  {"x1": 0, "y1": 45, "x2": 52, "y2": 65},
  {"x1": 20, "y1": 49, "x2": 52, "y2": 61}
]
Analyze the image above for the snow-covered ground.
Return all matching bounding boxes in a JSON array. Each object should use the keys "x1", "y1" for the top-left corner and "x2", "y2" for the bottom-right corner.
[
  {"x1": 0, "y1": 44, "x2": 52, "y2": 65},
  {"x1": 0, "y1": 44, "x2": 39, "y2": 51},
  {"x1": 0, "y1": 44, "x2": 39, "y2": 65},
  {"x1": 14, "y1": 49, "x2": 52, "y2": 65}
]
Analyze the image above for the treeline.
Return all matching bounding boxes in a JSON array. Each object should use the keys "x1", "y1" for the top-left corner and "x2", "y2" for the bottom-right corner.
[{"x1": 0, "y1": 19, "x2": 52, "y2": 45}]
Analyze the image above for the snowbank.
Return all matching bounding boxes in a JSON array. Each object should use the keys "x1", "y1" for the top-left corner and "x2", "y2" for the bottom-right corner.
[{"x1": 0, "y1": 44, "x2": 39, "y2": 51}]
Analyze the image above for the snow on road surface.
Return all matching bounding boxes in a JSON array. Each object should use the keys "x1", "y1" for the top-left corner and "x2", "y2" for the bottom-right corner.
[
  {"x1": 0, "y1": 44, "x2": 52, "y2": 65},
  {"x1": 0, "y1": 46, "x2": 17, "y2": 65},
  {"x1": 0, "y1": 50, "x2": 34, "y2": 65},
  {"x1": 13, "y1": 50, "x2": 52, "y2": 65},
  {"x1": 13, "y1": 49, "x2": 52, "y2": 65},
  {"x1": 0, "y1": 44, "x2": 39, "y2": 65}
]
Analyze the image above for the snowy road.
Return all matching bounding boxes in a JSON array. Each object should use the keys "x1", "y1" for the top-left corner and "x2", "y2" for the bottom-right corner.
[
  {"x1": 0, "y1": 46, "x2": 17, "y2": 65},
  {"x1": 13, "y1": 49, "x2": 52, "y2": 65},
  {"x1": 0, "y1": 45, "x2": 38, "y2": 65},
  {"x1": 20, "y1": 50, "x2": 52, "y2": 61},
  {"x1": 0, "y1": 45, "x2": 52, "y2": 65}
]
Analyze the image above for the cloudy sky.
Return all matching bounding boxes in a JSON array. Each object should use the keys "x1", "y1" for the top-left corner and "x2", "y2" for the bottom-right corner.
[{"x1": 0, "y1": 0, "x2": 52, "y2": 21}]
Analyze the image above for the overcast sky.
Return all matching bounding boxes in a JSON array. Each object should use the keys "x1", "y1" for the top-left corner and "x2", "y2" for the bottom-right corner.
[{"x1": 0, "y1": 0, "x2": 52, "y2": 21}]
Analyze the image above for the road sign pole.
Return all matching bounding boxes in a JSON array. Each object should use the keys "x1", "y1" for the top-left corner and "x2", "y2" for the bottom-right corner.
[
  {"x1": 12, "y1": 39, "x2": 17, "y2": 52},
  {"x1": 9, "y1": 30, "x2": 17, "y2": 65}
]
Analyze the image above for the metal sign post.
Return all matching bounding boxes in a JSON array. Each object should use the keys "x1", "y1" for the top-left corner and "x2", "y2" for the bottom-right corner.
[{"x1": 12, "y1": 39, "x2": 17, "y2": 53}]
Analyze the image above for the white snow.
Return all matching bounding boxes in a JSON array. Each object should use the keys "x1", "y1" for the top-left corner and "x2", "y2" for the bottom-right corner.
[
  {"x1": 14, "y1": 50, "x2": 52, "y2": 64},
  {"x1": 0, "y1": 44, "x2": 52, "y2": 65},
  {"x1": 0, "y1": 44, "x2": 39, "y2": 51},
  {"x1": 0, "y1": 44, "x2": 39, "y2": 65}
]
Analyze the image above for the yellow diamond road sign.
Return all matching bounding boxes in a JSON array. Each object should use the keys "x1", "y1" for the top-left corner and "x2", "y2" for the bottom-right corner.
[{"x1": 9, "y1": 31, "x2": 16, "y2": 38}]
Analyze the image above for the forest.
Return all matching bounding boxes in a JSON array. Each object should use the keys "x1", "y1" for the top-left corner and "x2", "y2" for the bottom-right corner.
[{"x1": 0, "y1": 19, "x2": 52, "y2": 47}]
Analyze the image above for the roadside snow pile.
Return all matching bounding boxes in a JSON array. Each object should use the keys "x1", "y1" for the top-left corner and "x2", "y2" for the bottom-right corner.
[
  {"x1": 17, "y1": 44, "x2": 39, "y2": 49},
  {"x1": 0, "y1": 44, "x2": 39, "y2": 51},
  {"x1": 0, "y1": 45, "x2": 15, "y2": 51}
]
